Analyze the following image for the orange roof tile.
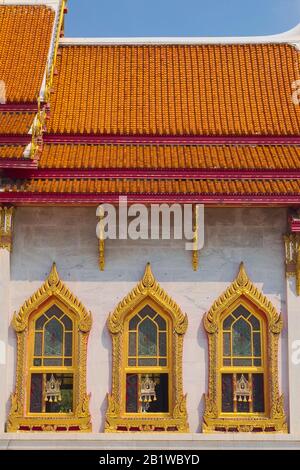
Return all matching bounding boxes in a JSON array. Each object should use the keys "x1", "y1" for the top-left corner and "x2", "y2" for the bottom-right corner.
[
  {"x1": 39, "y1": 143, "x2": 300, "y2": 170},
  {"x1": 0, "y1": 145, "x2": 24, "y2": 159},
  {"x1": 5, "y1": 178, "x2": 300, "y2": 195},
  {"x1": 0, "y1": 112, "x2": 35, "y2": 134},
  {"x1": 48, "y1": 44, "x2": 300, "y2": 136},
  {"x1": 0, "y1": 5, "x2": 55, "y2": 103}
]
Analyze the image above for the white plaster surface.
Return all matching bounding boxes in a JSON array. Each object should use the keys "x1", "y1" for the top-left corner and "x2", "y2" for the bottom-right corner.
[
  {"x1": 0, "y1": 250, "x2": 10, "y2": 433},
  {"x1": 1, "y1": 207, "x2": 291, "y2": 440},
  {"x1": 286, "y1": 277, "x2": 300, "y2": 434},
  {"x1": 0, "y1": 433, "x2": 300, "y2": 450}
]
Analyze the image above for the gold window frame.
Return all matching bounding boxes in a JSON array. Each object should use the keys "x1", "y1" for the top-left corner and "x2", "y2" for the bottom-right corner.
[
  {"x1": 203, "y1": 262, "x2": 287, "y2": 433},
  {"x1": 7, "y1": 264, "x2": 92, "y2": 432},
  {"x1": 105, "y1": 263, "x2": 189, "y2": 432}
]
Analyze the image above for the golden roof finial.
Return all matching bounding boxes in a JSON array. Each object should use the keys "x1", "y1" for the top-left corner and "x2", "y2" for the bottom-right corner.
[
  {"x1": 236, "y1": 262, "x2": 249, "y2": 287},
  {"x1": 48, "y1": 262, "x2": 59, "y2": 287},
  {"x1": 142, "y1": 262, "x2": 155, "y2": 288}
]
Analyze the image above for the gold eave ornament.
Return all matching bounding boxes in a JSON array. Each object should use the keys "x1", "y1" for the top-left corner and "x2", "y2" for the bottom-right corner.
[{"x1": 284, "y1": 233, "x2": 300, "y2": 295}]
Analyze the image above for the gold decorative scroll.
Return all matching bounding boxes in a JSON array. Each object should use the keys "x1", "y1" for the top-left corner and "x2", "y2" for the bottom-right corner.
[
  {"x1": 203, "y1": 262, "x2": 287, "y2": 433},
  {"x1": 7, "y1": 263, "x2": 92, "y2": 433},
  {"x1": 31, "y1": 1, "x2": 67, "y2": 160},
  {"x1": 284, "y1": 234, "x2": 300, "y2": 295},
  {"x1": 192, "y1": 205, "x2": 199, "y2": 271},
  {"x1": 98, "y1": 206, "x2": 105, "y2": 271},
  {"x1": 105, "y1": 263, "x2": 189, "y2": 432},
  {"x1": 0, "y1": 207, "x2": 14, "y2": 252}
]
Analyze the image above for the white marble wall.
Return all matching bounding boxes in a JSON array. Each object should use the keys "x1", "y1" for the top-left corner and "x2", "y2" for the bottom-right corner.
[{"x1": 3, "y1": 206, "x2": 290, "y2": 433}]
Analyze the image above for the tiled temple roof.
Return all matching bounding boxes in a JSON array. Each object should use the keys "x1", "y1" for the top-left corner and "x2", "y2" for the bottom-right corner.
[
  {"x1": 0, "y1": 112, "x2": 35, "y2": 135},
  {"x1": 48, "y1": 44, "x2": 300, "y2": 136},
  {"x1": 37, "y1": 144, "x2": 300, "y2": 170},
  {"x1": 0, "y1": 145, "x2": 25, "y2": 159},
  {"x1": 2, "y1": 178, "x2": 300, "y2": 200},
  {"x1": 0, "y1": 5, "x2": 55, "y2": 103}
]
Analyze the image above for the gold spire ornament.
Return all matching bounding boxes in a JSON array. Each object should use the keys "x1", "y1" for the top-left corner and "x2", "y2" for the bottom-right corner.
[
  {"x1": 284, "y1": 234, "x2": 300, "y2": 295},
  {"x1": 0, "y1": 207, "x2": 14, "y2": 252}
]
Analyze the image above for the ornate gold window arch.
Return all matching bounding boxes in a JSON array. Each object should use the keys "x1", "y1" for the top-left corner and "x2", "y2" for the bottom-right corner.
[
  {"x1": 7, "y1": 264, "x2": 92, "y2": 432},
  {"x1": 105, "y1": 263, "x2": 189, "y2": 432},
  {"x1": 203, "y1": 263, "x2": 287, "y2": 433}
]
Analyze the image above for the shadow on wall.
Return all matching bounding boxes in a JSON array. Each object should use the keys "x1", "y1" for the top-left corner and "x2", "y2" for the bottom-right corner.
[{"x1": 11, "y1": 207, "x2": 287, "y2": 290}]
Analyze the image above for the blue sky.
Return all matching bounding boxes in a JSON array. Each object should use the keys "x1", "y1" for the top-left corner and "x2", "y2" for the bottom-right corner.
[{"x1": 65, "y1": 0, "x2": 300, "y2": 37}]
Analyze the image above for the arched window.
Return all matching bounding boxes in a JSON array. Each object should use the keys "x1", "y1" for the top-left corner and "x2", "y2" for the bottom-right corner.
[
  {"x1": 221, "y1": 305, "x2": 265, "y2": 414},
  {"x1": 29, "y1": 305, "x2": 74, "y2": 415},
  {"x1": 7, "y1": 264, "x2": 92, "y2": 432},
  {"x1": 126, "y1": 306, "x2": 169, "y2": 415},
  {"x1": 105, "y1": 263, "x2": 189, "y2": 432},
  {"x1": 203, "y1": 263, "x2": 287, "y2": 433}
]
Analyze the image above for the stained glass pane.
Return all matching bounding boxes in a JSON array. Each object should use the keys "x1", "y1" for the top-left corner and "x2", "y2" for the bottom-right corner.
[
  {"x1": 223, "y1": 359, "x2": 231, "y2": 366},
  {"x1": 248, "y1": 314, "x2": 260, "y2": 330},
  {"x1": 253, "y1": 374, "x2": 265, "y2": 413},
  {"x1": 30, "y1": 374, "x2": 43, "y2": 413},
  {"x1": 34, "y1": 332, "x2": 42, "y2": 357},
  {"x1": 233, "y1": 358, "x2": 252, "y2": 366},
  {"x1": 35, "y1": 314, "x2": 48, "y2": 330},
  {"x1": 43, "y1": 358, "x2": 63, "y2": 366},
  {"x1": 223, "y1": 314, "x2": 234, "y2": 330},
  {"x1": 64, "y1": 359, "x2": 72, "y2": 366},
  {"x1": 223, "y1": 332, "x2": 231, "y2": 357},
  {"x1": 126, "y1": 374, "x2": 138, "y2": 413},
  {"x1": 138, "y1": 306, "x2": 156, "y2": 319},
  {"x1": 232, "y1": 306, "x2": 251, "y2": 319},
  {"x1": 253, "y1": 332, "x2": 261, "y2": 357},
  {"x1": 65, "y1": 332, "x2": 73, "y2": 357},
  {"x1": 159, "y1": 332, "x2": 167, "y2": 357},
  {"x1": 232, "y1": 318, "x2": 251, "y2": 357},
  {"x1": 44, "y1": 318, "x2": 63, "y2": 356},
  {"x1": 138, "y1": 358, "x2": 157, "y2": 366},
  {"x1": 222, "y1": 374, "x2": 233, "y2": 412},
  {"x1": 138, "y1": 318, "x2": 157, "y2": 357},
  {"x1": 254, "y1": 358, "x2": 262, "y2": 367},
  {"x1": 45, "y1": 374, "x2": 73, "y2": 413},
  {"x1": 34, "y1": 358, "x2": 42, "y2": 367},
  {"x1": 129, "y1": 332, "x2": 136, "y2": 357},
  {"x1": 129, "y1": 315, "x2": 140, "y2": 330},
  {"x1": 159, "y1": 358, "x2": 167, "y2": 366},
  {"x1": 155, "y1": 314, "x2": 166, "y2": 330},
  {"x1": 61, "y1": 315, "x2": 73, "y2": 331},
  {"x1": 128, "y1": 358, "x2": 136, "y2": 366},
  {"x1": 45, "y1": 305, "x2": 64, "y2": 319}
]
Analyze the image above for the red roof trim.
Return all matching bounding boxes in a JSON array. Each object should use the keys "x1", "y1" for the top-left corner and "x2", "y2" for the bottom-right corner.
[
  {"x1": 6, "y1": 169, "x2": 300, "y2": 180},
  {"x1": 43, "y1": 134, "x2": 300, "y2": 145},
  {"x1": 0, "y1": 192, "x2": 299, "y2": 206},
  {"x1": 0, "y1": 103, "x2": 38, "y2": 112},
  {"x1": 0, "y1": 159, "x2": 37, "y2": 170},
  {"x1": 0, "y1": 135, "x2": 32, "y2": 145}
]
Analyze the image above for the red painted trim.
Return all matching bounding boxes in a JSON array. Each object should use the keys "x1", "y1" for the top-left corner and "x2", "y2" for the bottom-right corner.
[
  {"x1": 44, "y1": 134, "x2": 300, "y2": 145},
  {"x1": 0, "y1": 103, "x2": 38, "y2": 112},
  {"x1": 0, "y1": 192, "x2": 299, "y2": 205},
  {"x1": 289, "y1": 217, "x2": 300, "y2": 232},
  {"x1": 0, "y1": 135, "x2": 32, "y2": 145},
  {"x1": 6, "y1": 168, "x2": 300, "y2": 180},
  {"x1": 0, "y1": 159, "x2": 37, "y2": 170}
]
